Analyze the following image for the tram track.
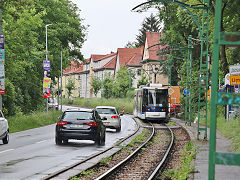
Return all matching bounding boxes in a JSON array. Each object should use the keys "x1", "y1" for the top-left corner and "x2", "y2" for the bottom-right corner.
[
  {"x1": 41, "y1": 117, "x2": 140, "y2": 180},
  {"x1": 94, "y1": 122, "x2": 174, "y2": 180}
]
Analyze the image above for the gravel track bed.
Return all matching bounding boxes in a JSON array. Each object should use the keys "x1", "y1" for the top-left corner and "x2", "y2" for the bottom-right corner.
[
  {"x1": 156, "y1": 126, "x2": 191, "y2": 179},
  {"x1": 73, "y1": 124, "x2": 190, "y2": 180},
  {"x1": 108, "y1": 129, "x2": 169, "y2": 180},
  {"x1": 76, "y1": 128, "x2": 152, "y2": 180}
]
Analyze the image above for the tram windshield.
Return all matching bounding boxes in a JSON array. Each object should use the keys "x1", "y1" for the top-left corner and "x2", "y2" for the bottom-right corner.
[{"x1": 148, "y1": 89, "x2": 168, "y2": 107}]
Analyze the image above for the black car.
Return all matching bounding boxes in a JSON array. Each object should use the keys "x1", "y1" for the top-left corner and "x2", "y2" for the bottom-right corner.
[{"x1": 55, "y1": 108, "x2": 106, "y2": 146}]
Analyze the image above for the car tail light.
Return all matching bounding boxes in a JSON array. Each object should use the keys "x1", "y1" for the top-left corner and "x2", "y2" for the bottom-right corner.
[
  {"x1": 111, "y1": 116, "x2": 119, "y2": 118},
  {"x1": 86, "y1": 122, "x2": 98, "y2": 127},
  {"x1": 57, "y1": 121, "x2": 67, "y2": 125}
]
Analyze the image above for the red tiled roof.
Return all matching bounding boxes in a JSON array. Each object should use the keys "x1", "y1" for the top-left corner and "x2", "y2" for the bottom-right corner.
[
  {"x1": 63, "y1": 61, "x2": 83, "y2": 75},
  {"x1": 91, "y1": 54, "x2": 106, "y2": 62},
  {"x1": 85, "y1": 58, "x2": 91, "y2": 64},
  {"x1": 117, "y1": 47, "x2": 143, "y2": 67},
  {"x1": 96, "y1": 53, "x2": 117, "y2": 61},
  {"x1": 126, "y1": 46, "x2": 144, "y2": 66},
  {"x1": 145, "y1": 32, "x2": 167, "y2": 60},
  {"x1": 93, "y1": 56, "x2": 117, "y2": 72},
  {"x1": 103, "y1": 56, "x2": 117, "y2": 69}
]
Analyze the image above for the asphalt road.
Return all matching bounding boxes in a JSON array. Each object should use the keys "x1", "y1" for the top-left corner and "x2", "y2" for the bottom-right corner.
[{"x1": 0, "y1": 106, "x2": 137, "y2": 180}]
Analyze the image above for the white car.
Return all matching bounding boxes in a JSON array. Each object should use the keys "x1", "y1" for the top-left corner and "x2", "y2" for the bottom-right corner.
[
  {"x1": 96, "y1": 106, "x2": 122, "y2": 132},
  {"x1": 48, "y1": 98, "x2": 58, "y2": 110},
  {"x1": 0, "y1": 110, "x2": 9, "y2": 144}
]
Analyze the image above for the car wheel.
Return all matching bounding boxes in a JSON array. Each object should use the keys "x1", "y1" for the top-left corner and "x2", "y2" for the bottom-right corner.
[
  {"x1": 63, "y1": 139, "x2": 68, "y2": 144},
  {"x1": 116, "y1": 126, "x2": 121, "y2": 132},
  {"x1": 2, "y1": 131, "x2": 9, "y2": 144},
  {"x1": 55, "y1": 136, "x2": 62, "y2": 145}
]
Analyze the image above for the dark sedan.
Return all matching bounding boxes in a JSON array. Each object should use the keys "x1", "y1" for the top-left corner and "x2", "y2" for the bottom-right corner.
[{"x1": 55, "y1": 108, "x2": 106, "y2": 146}]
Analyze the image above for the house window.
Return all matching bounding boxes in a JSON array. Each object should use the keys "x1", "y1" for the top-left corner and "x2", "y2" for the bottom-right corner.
[
  {"x1": 137, "y1": 69, "x2": 141, "y2": 76},
  {"x1": 78, "y1": 87, "x2": 81, "y2": 97}
]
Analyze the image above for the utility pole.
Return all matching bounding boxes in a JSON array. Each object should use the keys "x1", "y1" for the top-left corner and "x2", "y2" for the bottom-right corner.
[
  {"x1": 0, "y1": 0, "x2": 2, "y2": 111},
  {"x1": 45, "y1": 24, "x2": 52, "y2": 113},
  {"x1": 60, "y1": 46, "x2": 63, "y2": 111}
]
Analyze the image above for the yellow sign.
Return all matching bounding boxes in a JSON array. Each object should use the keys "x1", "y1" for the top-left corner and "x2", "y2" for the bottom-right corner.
[{"x1": 230, "y1": 75, "x2": 240, "y2": 85}]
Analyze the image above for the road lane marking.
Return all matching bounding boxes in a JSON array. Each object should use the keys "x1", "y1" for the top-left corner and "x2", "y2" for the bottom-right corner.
[
  {"x1": 0, "y1": 149, "x2": 14, "y2": 154},
  {"x1": 36, "y1": 140, "x2": 47, "y2": 144}
]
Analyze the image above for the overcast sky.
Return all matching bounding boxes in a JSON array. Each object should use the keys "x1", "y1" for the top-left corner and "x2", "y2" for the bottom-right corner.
[{"x1": 71, "y1": 0, "x2": 157, "y2": 59}]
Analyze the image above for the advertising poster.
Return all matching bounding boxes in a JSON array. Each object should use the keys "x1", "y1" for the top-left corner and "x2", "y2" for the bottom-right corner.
[
  {"x1": 43, "y1": 78, "x2": 51, "y2": 98},
  {"x1": 43, "y1": 87, "x2": 51, "y2": 98},
  {"x1": 0, "y1": 78, "x2": 5, "y2": 94},
  {"x1": 43, "y1": 60, "x2": 51, "y2": 78},
  {"x1": 0, "y1": 49, "x2": 5, "y2": 65}
]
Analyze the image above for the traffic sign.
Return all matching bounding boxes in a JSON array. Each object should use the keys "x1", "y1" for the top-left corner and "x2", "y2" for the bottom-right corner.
[
  {"x1": 230, "y1": 75, "x2": 240, "y2": 85},
  {"x1": 229, "y1": 64, "x2": 240, "y2": 75},
  {"x1": 168, "y1": 87, "x2": 174, "y2": 95},
  {"x1": 183, "y1": 89, "x2": 190, "y2": 95}
]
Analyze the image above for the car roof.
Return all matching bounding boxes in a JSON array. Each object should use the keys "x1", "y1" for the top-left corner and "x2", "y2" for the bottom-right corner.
[
  {"x1": 65, "y1": 108, "x2": 93, "y2": 112},
  {"x1": 95, "y1": 106, "x2": 116, "y2": 109}
]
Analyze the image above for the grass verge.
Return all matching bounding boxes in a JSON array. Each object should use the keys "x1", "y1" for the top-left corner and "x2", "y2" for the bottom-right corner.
[
  {"x1": 8, "y1": 110, "x2": 62, "y2": 133},
  {"x1": 63, "y1": 97, "x2": 134, "y2": 114},
  {"x1": 198, "y1": 105, "x2": 240, "y2": 153},
  {"x1": 162, "y1": 141, "x2": 197, "y2": 180}
]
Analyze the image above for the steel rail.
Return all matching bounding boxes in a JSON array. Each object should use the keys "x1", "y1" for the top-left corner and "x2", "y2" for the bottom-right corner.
[
  {"x1": 95, "y1": 120, "x2": 155, "y2": 180},
  {"x1": 148, "y1": 124, "x2": 174, "y2": 180},
  {"x1": 41, "y1": 117, "x2": 140, "y2": 180}
]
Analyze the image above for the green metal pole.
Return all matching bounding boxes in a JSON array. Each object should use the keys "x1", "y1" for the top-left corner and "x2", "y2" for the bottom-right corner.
[
  {"x1": 209, "y1": 0, "x2": 222, "y2": 179},
  {"x1": 197, "y1": 0, "x2": 210, "y2": 139}
]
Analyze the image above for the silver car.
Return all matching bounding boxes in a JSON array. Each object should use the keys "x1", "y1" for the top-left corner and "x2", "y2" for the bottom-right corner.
[
  {"x1": 0, "y1": 110, "x2": 9, "y2": 144},
  {"x1": 96, "y1": 106, "x2": 122, "y2": 132}
]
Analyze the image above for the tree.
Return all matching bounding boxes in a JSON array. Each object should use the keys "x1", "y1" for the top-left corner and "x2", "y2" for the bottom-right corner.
[
  {"x1": 66, "y1": 79, "x2": 75, "y2": 98},
  {"x1": 137, "y1": 74, "x2": 149, "y2": 88},
  {"x1": 91, "y1": 77, "x2": 102, "y2": 97},
  {"x1": 135, "y1": 13, "x2": 161, "y2": 47},
  {"x1": 114, "y1": 66, "x2": 134, "y2": 98},
  {"x1": 125, "y1": 41, "x2": 136, "y2": 48},
  {"x1": 102, "y1": 74, "x2": 114, "y2": 99},
  {"x1": 1, "y1": 0, "x2": 87, "y2": 116}
]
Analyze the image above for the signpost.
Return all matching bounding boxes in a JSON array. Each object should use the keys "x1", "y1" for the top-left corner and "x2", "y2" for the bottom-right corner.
[
  {"x1": 0, "y1": 35, "x2": 5, "y2": 96},
  {"x1": 43, "y1": 60, "x2": 51, "y2": 99}
]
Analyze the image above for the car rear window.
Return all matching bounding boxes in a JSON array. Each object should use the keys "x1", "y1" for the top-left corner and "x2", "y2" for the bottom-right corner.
[
  {"x1": 62, "y1": 111, "x2": 93, "y2": 120},
  {"x1": 96, "y1": 108, "x2": 116, "y2": 114}
]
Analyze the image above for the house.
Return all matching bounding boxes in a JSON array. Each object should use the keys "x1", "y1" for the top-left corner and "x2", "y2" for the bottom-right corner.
[
  {"x1": 115, "y1": 47, "x2": 144, "y2": 88},
  {"x1": 141, "y1": 31, "x2": 168, "y2": 85},
  {"x1": 60, "y1": 31, "x2": 169, "y2": 99}
]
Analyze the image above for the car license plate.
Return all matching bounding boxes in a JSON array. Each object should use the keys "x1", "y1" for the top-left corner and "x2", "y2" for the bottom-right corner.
[{"x1": 70, "y1": 124, "x2": 83, "y2": 128}]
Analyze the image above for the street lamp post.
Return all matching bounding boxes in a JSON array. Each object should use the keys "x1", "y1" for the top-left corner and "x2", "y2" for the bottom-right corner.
[{"x1": 45, "y1": 24, "x2": 52, "y2": 112}]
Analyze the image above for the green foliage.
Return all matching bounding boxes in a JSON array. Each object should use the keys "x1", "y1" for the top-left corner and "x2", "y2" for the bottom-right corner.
[
  {"x1": 113, "y1": 66, "x2": 134, "y2": 98},
  {"x1": 7, "y1": 110, "x2": 62, "y2": 133},
  {"x1": 1, "y1": 0, "x2": 87, "y2": 116},
  {"x1": 64, "y1": 97, "x2": 134, "y2": 114},
  {"x1": 91, "y1": 77, "x2": 102, "y2": 97},
  {"x1": 135, "y1": 13, "x2": 161, "y2": 47},
  {"x1": 102, "y1": 74, "x2": 114, "y2": 99},
  {"x1": 162, "y1": 141, "x2": 197, "y2": 180},
  {"x1": 137, "y1": 74, "x2": 149, "y2": 88},
  {"x1": 66, "y1": 79, "x2": 75, "y2": 98}
]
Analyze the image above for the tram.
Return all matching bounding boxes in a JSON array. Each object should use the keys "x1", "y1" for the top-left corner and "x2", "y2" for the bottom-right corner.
[{"x1": 133, "y1": 84, "x2": 169, "y2": 121}]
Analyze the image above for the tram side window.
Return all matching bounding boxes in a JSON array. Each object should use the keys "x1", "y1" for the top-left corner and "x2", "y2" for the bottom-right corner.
[{"x1": 143, "y1": 89, "x2": 148, "y2": 106}]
